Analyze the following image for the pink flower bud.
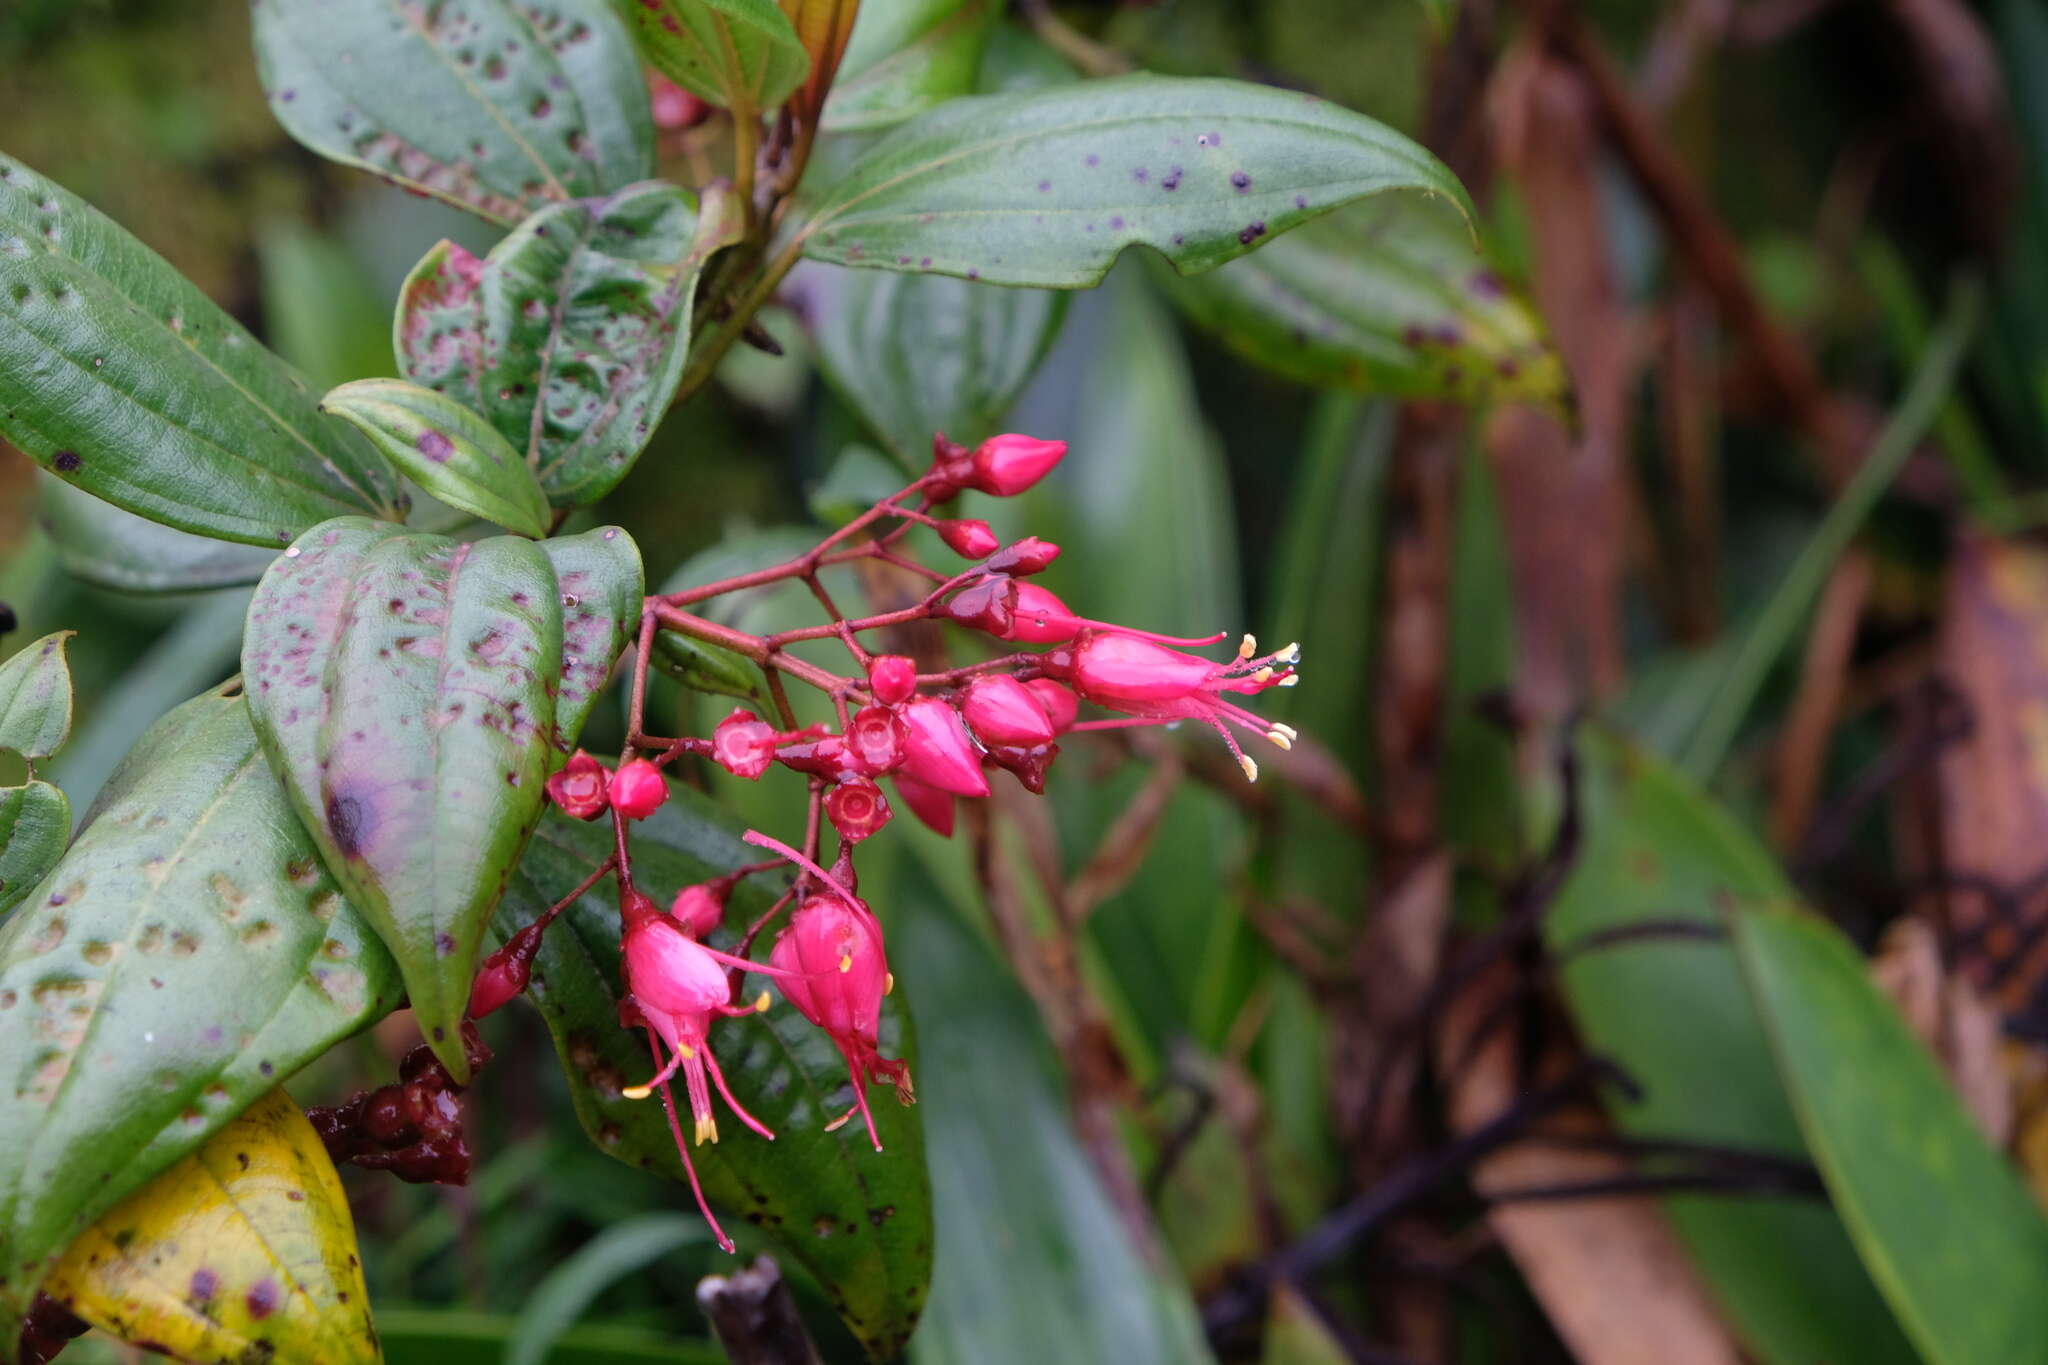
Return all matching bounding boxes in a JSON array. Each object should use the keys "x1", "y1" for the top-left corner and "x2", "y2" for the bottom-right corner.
[
  {"x1": 897, "y1": 696, "x2": 991, "y2": 797},
  {"x1": 469, "y1": 922, "x2": 543, "y2": 1018},
  {"x1": 961, "y1": 674, "x2": 1057, "y2": 747},
  {"x1": 1069, "y1": 631, "x2": 1217, "y2": 705},
  {"x1": 773, "y1": 732, "x2": 854, "y2": 780},
  {"x1": 893, "y1": 773, "x2": 956, "y2": 837},
  {"x1": 936, "y1": 519, "x2": 999, "y2": 559},
  {"x1": 545, "y1": 750, "x2": 611, "y2": 820},
  {"x1": 939, "y1": 577, "x2": 1018, "y2": 636},
  {"x1": 648, "y1": 74, "x2": 710, "y2": 130},
  {"x1": 985, "y1": 742, "x2": 1059, "y2": 794},
  {"x1": 1024, "y1": 679, "x2": 1079, "y2": 733},
  {"x1": 987, "y1": 538, "x2": 1062, "y2": 576},
  {"x1": 967, "y1": 433, "x2": 1067, "y2": 497},
  {"x1": 671, "y1": 884, "x2": 726, "y2": 938},
  {"x1": 846, "y1": 705, "x2": 907, "y2": 774},
  {"x1": 711, "y1": 708, "x2": 778, "y2": 779},
  {"x1": 609, "y1": 759, "x2": 669, "y2": 820},
  {"x1": 825, "y1": 780, "x2": 892, "y2": 842},
  {"x1": 868, "y1": 655, "x2": 918, "y2": 707},
  {"x1": 1002, "y1": 583, "x2": 1082, "y2": 643}
]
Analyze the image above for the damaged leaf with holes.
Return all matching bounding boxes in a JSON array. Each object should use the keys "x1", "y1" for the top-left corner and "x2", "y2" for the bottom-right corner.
[
  {"x1": 42, "y1": 1088, "x2": 378, "y2": 1365},
  {"x1": 0, "y1": 686, "x2": 399, "y2": 1334},
  {"x1": 396, "y1": 181, "x2": 741, "y2": 509},
  {"x1": 493, "y1": 802, "x2": 932, "y2": 1361}
]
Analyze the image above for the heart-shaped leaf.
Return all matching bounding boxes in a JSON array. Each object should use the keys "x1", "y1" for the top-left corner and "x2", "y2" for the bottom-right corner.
[
  {"x1": 626, "y1": 0, "x2": 811, "y2": 115},
  {"x1": 38, "y1": 477, "x2": 280, "y2": 594},
  {"x1": 397, "y1": 182, "x2": 738, "y2": 509},
  {"x1": 243, "y1": 519, "x2": 562, "y2": 1081},
  {"x1": 0, "y1": 783, "x2": 67, "y2": 921},
  {"x1": 0, "y1": 154, "x2": 403, "y2": 546},
  {"x1": 493, "y1": 798, "x2": 932, "y2": 1361},
  {"x1": 1545, "y1": 726, "x2": 1917, "y2": 1365},
  {"x1": 1733, "y1": 905, "x2": 2048, "y2": 1365},
  {"x1": 822, "y1": 0, "x2": 997, "y2": 132},
  {"x1": 796, "y1": 262, "x2": 1066, "y2": 464},
  {"x1": 321, "y1": 379, "x2": 552, "y2": 537},
  {"x1": 252, "y1": 0, "x2": 654, "y2": 226},
  {"x1": 796, "y1": 74, "x2": 1474, "y2": 289},
  {"x1": 539, "y1": 525, "x2": 645, "y2": 755},
  {"x1": 1157, "y1": 197, "x2": 1566, "y2": 404},
  {"x1": 0, "y1": 687, "x2": 401, "y2": 1328},
  {"x1": 0, "y1": 633, "x2": 74, "y2": 763},
  {"x1": 42, "y1": 1087, "x2": 378, "y2": 1365}
]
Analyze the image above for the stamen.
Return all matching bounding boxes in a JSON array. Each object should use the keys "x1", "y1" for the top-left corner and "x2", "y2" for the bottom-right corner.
[
  {"x1": 885, "y1": 972, "x2": 895, "y2": 995},
  {"x1": 839, "y1": 952, "x2": 853, "y2": 973},
  {"x1": 1238, "y1": 633, "x2": 1258, "y2": 660},
  {"x1": 622, "y1": 1083, "x2": 654, "y2": 1100},
  {"x1": 754, "y1": 991, "x2": 771, "y2": 1012},
  {"x1": 824, "y1": 1109, "x2": 854, "y2": 1133},
  {"x1": 1250, "y1": 666, "x2": 1274, "y2": 684},
  {"x1": 694, "y1": 1113, "x2": 719, "y2": 1146},
  {"x1": 1238, "y1": 753, "x2": 1260, "y2": 782},
  {"x1": 1266, "y1": 730, "x2": 1292, "y2": 750},
  {"x1": 1280, "y1": 642, "x2": 1301, "y2": 663},
  {"x1": 1271, "y1": 721, "x2": 1298, "y2": 740},
  {"x1": 1278, "y1": 675, "x2": 1298, "y2": 687}
]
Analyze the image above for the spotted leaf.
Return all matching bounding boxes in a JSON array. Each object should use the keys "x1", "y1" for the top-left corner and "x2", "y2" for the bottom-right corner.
[
  {"x1": 42, "y1": 1088, "x2": 378, "y2": 1365},
  {"x1": 0, "y1": 687, "x2": 400, "y2": 1333},
  {"x1": 626, "y1": 0, "x2": 810, "y2": 115},
  {"x1": 320, "y1": 379, "x2": 551, "y2": 537},
  {"x1": 252, "y1": 0, "x2": 654, "y2": 226},
  {"x1": 538, "y1": 524, "x2": 644, "y2": 758},
  {"x1": 242, "y1": 519, "x2": 562, "y2": 1081}
]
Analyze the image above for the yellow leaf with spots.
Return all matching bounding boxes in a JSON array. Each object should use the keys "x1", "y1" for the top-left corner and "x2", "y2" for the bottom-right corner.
[{"x1": 40, "y1": 1088, "x2": 378, "y2": 1364}]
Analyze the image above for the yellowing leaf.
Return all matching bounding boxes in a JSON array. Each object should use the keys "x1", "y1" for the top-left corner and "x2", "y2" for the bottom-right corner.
[{"x1": 42, "y1": 1089, "x2": 379, "y2": 1365}]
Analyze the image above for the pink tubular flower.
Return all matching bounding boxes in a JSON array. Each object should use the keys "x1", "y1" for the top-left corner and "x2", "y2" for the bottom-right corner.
[
  {"x1": 960, "y1": 674, "x2": 1056, "y2": 748},
  {"x1": 1054, "y1": 630, "x2": 1301, "y2": 782},
  {"x1": 616, "y1": 891, "x2": 789, "y2": 1252},
  {"x1": 1024, "y1": 678, "x2": 1079, "y2": 733},
  {"x1": 936, "y1": 519, "x2": 999, "y2": 559},
  {"x1": 898, "y1": 696, "x2": 990, "y2": 797},
  {"x1": 825, "y1": 780, "x2": 892, "y2": 841},
  {"x1": 989, "y1": 584, "x2": 1230, "y2": 650},
  {"x1": 671, "y1": 883, "x2": 727, "y2": 938},
  {"x1": 868, "y1": 655, "x2": 917, "y2": 707},
  {"x1": 966, "y1": 434, "x2": 1066, "y2": 497},
  {"x1": 546, "y1": 751, "x2": 610, "y2": 820},
  {"x1": 892, "y1": 773, "x2": 956, "y2": 836},
  {"x1": 711, "y1": 708, "x2": 778, "y2": 779},
  {"x1": 609, "y1": 759, "x2": 668, "y2": 820}
]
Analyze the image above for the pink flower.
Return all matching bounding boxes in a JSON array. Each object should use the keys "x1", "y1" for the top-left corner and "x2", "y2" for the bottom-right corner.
[
  {"x1": 769, "y1": 895, "x2": 912, "y2": 1150},
  {"x1": 898, "y1": 696, "x2": 990, "y2": 797},
  {"x1": 825, "y1": 780, "x2": 892, "y2": 842},
  {"x1": 986, "y1": 538, "x2": 1061, "y2": 576},
  {"x1": 892, "y1": 773, "x2": 956, "y2": 836},
  {"x1": 960, "y1": 674, "x2": 1056, "y2": 747},
  {"x1": 845, "y1": 705, "x2": 907, "y2": 775},
  {"x1": 711, "y1": 708, "x2": 778, "y2": 779},
  {"x1": 1054, "y1": 630, "x2": 1300, "y2": 781},
  {"x1": 609, "y1": 759, "x2": 668, "y2": 820},
  {"x1": 868, "y1": 655, "x2": 918, "y2": 707},
  {"x1": 936, "y1": 519, "x2": 999, "y2": 558},
  {"x1": 1024, "y1": 678, "x2": 1079, "y2": 733},
  {"x1": 616, "y1": 891, "x2": 788, "y2": 1251},
  {"x1": 546, "y1": 751, "x2": 610, "y2": 820},
  {"x1": 670, "y1": 883, "x2": 726, "y2": 938},
  {"x1": 965, "y1": 434, "x2": 1066, "y2": 497}
]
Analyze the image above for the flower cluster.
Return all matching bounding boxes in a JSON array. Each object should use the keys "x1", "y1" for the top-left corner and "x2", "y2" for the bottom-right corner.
[{"x1": 495, "y1": 431, "x2": 1301, "y2": 1249}]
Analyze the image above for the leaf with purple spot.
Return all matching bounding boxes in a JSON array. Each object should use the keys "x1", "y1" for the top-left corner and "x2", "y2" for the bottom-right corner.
[
  {"x1": 537, "y1": 524, "x2": 644, "y2": 764},
  {"x1": 320, "y1": 379, "x2": 551, "y2": 538},
  {"x1": 243, "y1": 518, "x2": 563, "y2": 1081}
]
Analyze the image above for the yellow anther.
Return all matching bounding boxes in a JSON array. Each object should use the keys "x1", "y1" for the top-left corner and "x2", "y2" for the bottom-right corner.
[
  {"x1": 885, "y1": 972, "x2": 896, "y2": 995},
  {"x1": 621, "y1": 1083, "x2": 654, "y2": 1101},
  {"x1": 1238, "y1": 633, "x2": 1258, "y2": 660},
  {"x1": 694, "y1": 1113, "x2": 719, "y2": 1146},
  {"x1": 1266, "y1": 730, "x2": 1293, "y2": 751},
  {"x1": 1278, "y1": 675, "x2": 1299, "y2": 687},
  {"x1": 1238, "y1": 754, "x2": 1260, "y2": 782},
  {"x1": 823, "y1": 1110, "x2": 854, "y2": 1133},
  {"x1": 1280, "y1": 642, "x2": 1301, "y2": 663},
  {"x1": 678, "y1": 1043, "x2": 695, "y2": 1060},
  {"x1": 1250, "y1": 666, "x2": 1275, "y2": 684},
  {"x1": 839, "y1": 952, "x2": 854, "y2": 973},
  {"x1": 754, "y1": 991, "x2": 772, "y2": 1013},
  {"x1": 1271, "y1": 721, "x2": 1298, "y2": 740}
]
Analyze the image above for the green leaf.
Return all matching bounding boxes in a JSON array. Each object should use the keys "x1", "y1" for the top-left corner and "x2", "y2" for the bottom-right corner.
[
  {"x1": 506, "y1": 1214, "x2": 708, "y2": 1365},
  {"x1": 242, "y1": 519, "x2": 563, "y2": 1080},
  {"x1": 1545, "y1": 726, "x2": 1916, "y2": 1365},
  {"x1": 0, "y1": 153, "x2": 404, "y2": 546},
  {"x1": 1732, "y1": 905, "x2": 2048, "y2": 1365},
  {"x1": 252, "y1": 0, "x2": 654, "y2": 226},
  {"x1": 822, "y1": 0, "x2": 999, "y2": 132},
  {"x1": 799, "y1": 263, "x2": 1066, "y2": 463},
  {"x1": 496, "y1": 799, "x2": 932, "y2": 1361},
  {"x1": 397, "y1": 182, "x2": 735, "y2": 509},
  {"x1": 38, "y1": 476, "x2": 278, "y2": 594},
  {"x1": 256, "y1": 221, "x2": 394, "y2": 392},
  {"x1": 625, "y1": 0, "x2": 811, "y2": 114},
  {"x1": 0, "y1": 631, "x2": 74, "y2": 761},
  {"x1": 375, "y1": 1308, "x2": 724, "y2": 1365},
  {"x1": 651, "y1": 631, "x2": 768, "y2": 706},
  {"x1": 0, "y1": 782, "x2": 68, "y2": 919},
  {"x1": 797, "y1": 74, "x2": 1473, "y2": 289},
  {"x1": 539, "y1": 524, "x2": 645, "y2": 754},
  {"x1": 0, "y1": 687, "x2": 401, "y2": 1327},
  {"x1": 1158, "y1": 197, "x2": 1566, "y2": 404},
  {"x1": 897, "y1": 896, "x2": 1215, "y2": 1365},
  {"x1": 321, "y1": 378, "x2": 552, "y2": 537}
]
